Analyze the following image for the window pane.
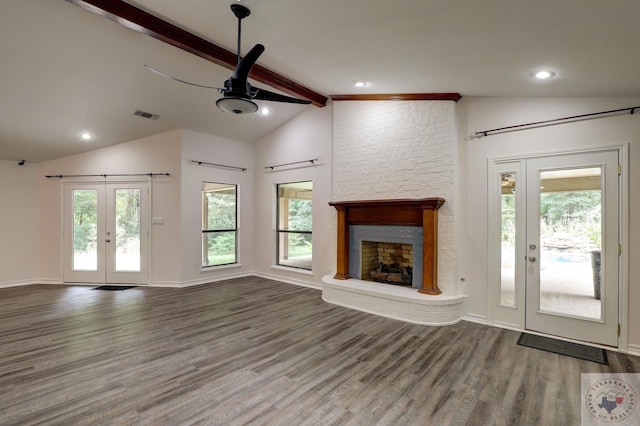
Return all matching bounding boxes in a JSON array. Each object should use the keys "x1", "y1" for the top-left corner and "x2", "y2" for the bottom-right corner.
[
  {"x1": 73, "y1": 189, "x2": 98, "y2": 271},
  {"x1": 115, "y1": 188, "x2": 141, "y2": 271},
  {"x1": 278, "y1": 182, "x2": 312, "y2": 231},
  {"x1": 203, "y1": 231, "x2": 236, "y2": 266},
  {"x1": 500, "y1": 173, "x2": 516, "y2": 307},
  {"x1": 278, "y1": 232, "x2": 312, "y2": 269},
  {"x1": 203, "y1": 183, "x2": 236, "y2": 230},
  {"x1": 538, "y1": 167, "x2": 602, "y2": 320}
]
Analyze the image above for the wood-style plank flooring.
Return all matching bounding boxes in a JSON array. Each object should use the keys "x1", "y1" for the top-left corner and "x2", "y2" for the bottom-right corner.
[{"x1": 0, "y1": 277, "x2": 638, "y2": 425}]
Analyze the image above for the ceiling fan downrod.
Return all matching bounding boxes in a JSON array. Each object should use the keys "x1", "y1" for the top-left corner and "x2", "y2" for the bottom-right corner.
[{"x1": 230, "y1": 4, "x2": 251, "y2": 65}]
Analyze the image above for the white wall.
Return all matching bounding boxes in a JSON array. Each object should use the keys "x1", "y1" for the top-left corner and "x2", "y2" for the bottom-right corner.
[
  {"x1": 332, "y1": 100, "x2": 459, "y2": 294},
  {"x1": 457, "y1": 96, "x2": 640, "y2": 349},
  {"x1": 0, "y1": 161, "x2": 40, "y2": 286},
  {"x1": 179, "y1": 129, "x2": 255, "y2": 285},
  {"x1": 252, "y1": 105, "x2": 333, "y2": 288},
  {"x1": 38, "y1": 129, "x2": 183, "y2": 284}
]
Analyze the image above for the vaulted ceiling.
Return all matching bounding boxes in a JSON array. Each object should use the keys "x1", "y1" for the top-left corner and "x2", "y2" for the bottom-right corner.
[{"x1": 2, "y1": 0, "x2": 640, "y2": 162}]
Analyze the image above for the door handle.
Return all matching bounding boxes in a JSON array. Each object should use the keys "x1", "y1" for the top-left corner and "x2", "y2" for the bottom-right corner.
[
  {"x1": 105, "y1": 239, "x2": 111, "y2": 243},
  {"x1": 528, "y1": 256, "x2": 536, "y2": 262}
]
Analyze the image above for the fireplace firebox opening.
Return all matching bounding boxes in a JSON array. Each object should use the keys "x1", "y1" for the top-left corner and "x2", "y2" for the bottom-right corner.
[{"x1": 361, "y1": 241, "x2": 413, "y2": 286}]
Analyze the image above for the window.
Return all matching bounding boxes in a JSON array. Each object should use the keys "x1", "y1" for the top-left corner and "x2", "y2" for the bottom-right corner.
[
  {"x1": 277, "y1": 181, "x2": 312, "y2": 270},
  {"x1": 202, "y1": 182, "x2": 237, "y2": 267}
]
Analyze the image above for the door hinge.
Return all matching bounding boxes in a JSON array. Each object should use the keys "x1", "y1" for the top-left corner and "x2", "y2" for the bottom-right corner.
[
  {"x1": 618, "y1": 164, "x2": 622, "y2": 175},
  {"x1": 618, "y1": 324, "x2": 621, "y2": 336}
]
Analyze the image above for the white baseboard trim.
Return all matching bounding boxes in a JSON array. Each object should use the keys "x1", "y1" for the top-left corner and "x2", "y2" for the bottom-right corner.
[
  {"x1": 151, "y1": 271, "x2": 254, "y2": 288},
  {"x1": 149, "y1": 281, "x2": 184, "y2": 287},
  {"x1": 37, "y1": 278, "x2": 64, "y2": 285},
  {"x1": 626, "y1": 344, "x2": 640, "y2": 357},
  {"x1": 462, "y1": 314, "x2": 488, "y2": 325},
  {"x1": 253, "y1": 271, "x2": 322, "y2": 291},
  {"x1": 0, "y1": 279, "x2": 38, "y2": 288},
  {"x1": 0, "y1": 278, "x2": 65, "y2": 288}
]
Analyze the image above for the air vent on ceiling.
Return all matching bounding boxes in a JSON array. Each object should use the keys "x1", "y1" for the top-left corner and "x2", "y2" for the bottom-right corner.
[{"x1": 134, "y1": 110, "x2": 159, "y2": 120}]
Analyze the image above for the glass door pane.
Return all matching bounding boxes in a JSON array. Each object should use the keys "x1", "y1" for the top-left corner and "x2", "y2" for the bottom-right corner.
[
  {"x1": 72, "y1": 189, "x2": 98, "y2": 271},
  {"x1": 538, "y1": 167, "x2": 603, "y2": 320},
  {"x1": 500, "y1": 173, "x2": 516, "y2": 307},
  {"x1": 114, "y1": 188, "x2": 141, "y2": 272}
]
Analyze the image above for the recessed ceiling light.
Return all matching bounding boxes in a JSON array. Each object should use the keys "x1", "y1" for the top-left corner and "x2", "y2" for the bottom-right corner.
[
  {"x1": 260, "y1": 107, "x2": 270, "y2": 116},
  {"x1": 354, "y1": 81, "x2": 368, "y2": 88},
  {"x1": 534, "y1": 70, "x2": 555, "y2": 80},
  {"x1": 80, "y1": 132, "x2": 93, "y2": 141}
]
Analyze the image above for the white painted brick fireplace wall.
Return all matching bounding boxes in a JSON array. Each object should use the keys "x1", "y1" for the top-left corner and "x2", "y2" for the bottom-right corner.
[{"x1": 332, "y1": 100, "x2": 458, "y2": 294}]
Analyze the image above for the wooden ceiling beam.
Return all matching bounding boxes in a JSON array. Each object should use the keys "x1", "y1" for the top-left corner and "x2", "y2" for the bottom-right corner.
[
  {"x1": 65, "y1": 0, "x2": 328, "y2": 107},
  {"x1": 331, "y1": 93, "x2": 462, "y2": 102}
]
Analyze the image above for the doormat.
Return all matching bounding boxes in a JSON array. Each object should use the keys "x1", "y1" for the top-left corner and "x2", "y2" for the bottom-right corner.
[
  {"x1": 517, "y1": 333, "x2": 608, "y2": 365},
  {"x1": 92, "y1": 285, "x2": 138, "y2": 291}
]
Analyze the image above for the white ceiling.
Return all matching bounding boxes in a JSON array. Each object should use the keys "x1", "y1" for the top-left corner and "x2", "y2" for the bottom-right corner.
[{"x1": 2, "y1": 0, "x2": 640, "y2": 163}]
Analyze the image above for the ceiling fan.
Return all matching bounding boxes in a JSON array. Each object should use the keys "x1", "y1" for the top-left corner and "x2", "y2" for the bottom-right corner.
[{"x1": 145, "y1": 4, "x2": 311, "y2": 114}]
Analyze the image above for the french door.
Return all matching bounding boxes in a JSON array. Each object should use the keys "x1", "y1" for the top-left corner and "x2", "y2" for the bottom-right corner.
[
  {"x1": 63, "y1": 182, "x2": 149, "y2": 284},
  {"x1": 491, "y1": 150, "x2": 620, "y2": 347}
]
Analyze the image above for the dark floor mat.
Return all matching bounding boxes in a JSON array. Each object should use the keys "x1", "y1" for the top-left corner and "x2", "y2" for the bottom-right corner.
[
  {"x1": 517, "y1": 333, "x2": 608, "y2": 365},
  {"x1": 92, "y1": 285, "x2": 138, "y2": 291}
]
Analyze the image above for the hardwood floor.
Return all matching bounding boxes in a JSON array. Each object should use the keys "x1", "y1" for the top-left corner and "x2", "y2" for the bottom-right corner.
[{"x1": 0, "y1": 277, "x2": 638, "y2": 425}]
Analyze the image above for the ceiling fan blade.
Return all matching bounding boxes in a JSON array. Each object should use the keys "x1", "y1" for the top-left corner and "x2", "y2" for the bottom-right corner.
[
  {"x1": 252, "y1": 87, "x2": 312, "y2": 105},
  {"x1": 144, "y1": 65, "x2": 224, "y2": 91},
  {"x1": 231, "y1": 44, "x2": 265, "y2": 84}
]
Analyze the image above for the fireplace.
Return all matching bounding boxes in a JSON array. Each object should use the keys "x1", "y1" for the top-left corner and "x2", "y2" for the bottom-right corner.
[
  {"x1": 323, "y1": 198, "x2": 464, "y2": 325},
  {"x1": 329, "y1": 198, "x2": 444, "y2": 295}
]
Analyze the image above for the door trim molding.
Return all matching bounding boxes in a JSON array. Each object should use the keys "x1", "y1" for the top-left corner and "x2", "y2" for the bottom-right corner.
[{"x1": 487, "y1": 143, "x2": 628, "y2": 351}]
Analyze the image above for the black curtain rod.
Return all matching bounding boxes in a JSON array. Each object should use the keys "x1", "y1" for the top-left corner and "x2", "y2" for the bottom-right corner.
[
  {"x1": 190, "y1": 160, "x2": 246, "y2": 172},
  {"x1": 472, "y1": 105, "x2": 640, "y2": 139},
  {"x1": 265, "y1": 158, "x2": 319, "y2": 170},
  {"x1": 45, "y1": 172, "x2": 170, "y2": 178}
]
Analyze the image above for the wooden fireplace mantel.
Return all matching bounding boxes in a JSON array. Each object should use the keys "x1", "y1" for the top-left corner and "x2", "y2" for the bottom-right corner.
[{"x1": 329, "y1": 198, "x2": 445, "y2": 295}]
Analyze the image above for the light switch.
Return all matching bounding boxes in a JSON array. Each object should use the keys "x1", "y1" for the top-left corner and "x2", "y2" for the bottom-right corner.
[{"x1": 152, "y1": 217, "x2": 164, "y2": 225}]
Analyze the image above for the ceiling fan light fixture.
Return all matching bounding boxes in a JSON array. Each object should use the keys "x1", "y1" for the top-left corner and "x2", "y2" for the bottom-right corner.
[{"x1": 216, "y1": 97, "x2": 259, "y2": 114}]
